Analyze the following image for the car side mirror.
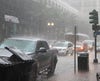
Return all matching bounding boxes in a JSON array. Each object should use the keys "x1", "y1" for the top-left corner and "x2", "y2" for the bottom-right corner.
[{"x1": 38, "y1": 47, "x2": 47, "y2": 53}]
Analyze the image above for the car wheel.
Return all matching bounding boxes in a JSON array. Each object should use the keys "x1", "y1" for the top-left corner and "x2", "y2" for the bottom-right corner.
[
  {"x1": 67, "y1": 50, "x2": 73, "y2": 55},
  {"x1": 70, "y1": 50, "x2": 73, "y2": 55},
  {"x1": 47, "y1": 59, "x2": 57, "y2": 77},
  {"x1": 66, "y1": 51, "x2": 69, "y2": 55}
]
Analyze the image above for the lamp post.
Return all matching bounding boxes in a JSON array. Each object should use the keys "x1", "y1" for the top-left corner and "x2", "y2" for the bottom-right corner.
[
  {"x1": 47, "y1": 22, "x2": 55, "y2": 39},
  {"x1": 47, "y1": 22, "x2": 54, "y2": 26}
]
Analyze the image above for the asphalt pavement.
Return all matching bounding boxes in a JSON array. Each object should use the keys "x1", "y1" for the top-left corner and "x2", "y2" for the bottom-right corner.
[{"x1": 47, "y1": 51, "x2": 100, "y2": 81}]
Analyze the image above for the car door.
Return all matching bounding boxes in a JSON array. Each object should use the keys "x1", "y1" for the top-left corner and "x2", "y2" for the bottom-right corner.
[
  {"x1": 41, "y1": 41, "x2": 51, "y2": 67},
  {"x1": 35, "y1": 41, "x2": 50, "y2": 70}
]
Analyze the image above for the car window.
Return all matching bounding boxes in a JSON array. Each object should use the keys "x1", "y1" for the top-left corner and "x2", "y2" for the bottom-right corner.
[
  {"x1": 68, "y1": 43, "x2": 73, "y2": 47},
  {"x1": 53, "y1": 42, "x2": 69, "y2": 47},
  {"x1": 42, "y1": 41, "x2": 49, "y2": 50},
  {"x1": 0, "y1": 39, "x2": 36, "y2": 53},
  {"x1": 36, "y1": 41, "x2": 43, "y2": 51},
  {"x1": 36, "y1": 41, "x2": 49, "y2": 51}
]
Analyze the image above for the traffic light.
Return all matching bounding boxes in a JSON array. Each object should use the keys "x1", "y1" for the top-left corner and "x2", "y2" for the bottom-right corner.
[
  {"x1": 92, "y1": 25, "x2": 96, "y2": 31},
  {"x1": 92, "y1": 25, "x2": 100, "y2": 31},
  {"x1": 89, "y1": 9, "x2": 98, "y2": 25}
]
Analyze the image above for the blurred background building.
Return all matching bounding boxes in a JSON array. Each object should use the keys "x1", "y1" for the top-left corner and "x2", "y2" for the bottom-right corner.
[
  {"x1": 0, "y1": 0, "x2": 93, "y2": 41},
  {"x1": 62, "y1": 0, "x2": 100, "y2": 40}
]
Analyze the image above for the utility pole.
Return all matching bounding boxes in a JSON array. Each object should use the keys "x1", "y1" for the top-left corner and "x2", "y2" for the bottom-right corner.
[{"x1": 74, "y1": 26, "x2": 77, "y2": 73}]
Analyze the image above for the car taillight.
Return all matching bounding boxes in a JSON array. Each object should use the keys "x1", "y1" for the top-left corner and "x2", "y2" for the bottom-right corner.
[{"x1": 80, "y1": 46, "x2": 84, "y2": 50}]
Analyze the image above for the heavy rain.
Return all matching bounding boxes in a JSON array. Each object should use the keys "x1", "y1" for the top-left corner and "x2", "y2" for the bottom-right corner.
[
  {"x1": 0, "y1": 0, "x2": 100, "y2": 81},
  {"x1": 0, "y1": 0, "x2": 94, "y2": 41}
]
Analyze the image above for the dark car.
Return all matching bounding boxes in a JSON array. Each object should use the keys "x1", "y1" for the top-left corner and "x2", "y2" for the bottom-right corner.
[{"x1": 0, "y1": 37, "x2": 58, "y2": 81}]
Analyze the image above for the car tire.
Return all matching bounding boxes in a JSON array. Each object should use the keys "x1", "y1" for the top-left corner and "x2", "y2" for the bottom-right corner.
[
  {"x1": 47, "y1": 58, "x2": 57, "y2": 77},
  {"x1": 66, "y1": 50, "x2": 73, "y2": 55},
  {"x1": 66, "y1": 51, "x2": 69, "y2": 55},
  {"x1": 70, "y1": 50, "x2": 73, "y2": 55}
]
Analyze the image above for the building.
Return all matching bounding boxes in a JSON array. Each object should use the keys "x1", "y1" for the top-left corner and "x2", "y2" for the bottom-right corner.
[{"x1": 0, "y1": 0, "x2": 91, "y2": 41}]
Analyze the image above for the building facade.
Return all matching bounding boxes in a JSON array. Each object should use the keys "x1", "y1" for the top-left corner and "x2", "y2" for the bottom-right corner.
[{"x1": 0, "y1": 0, "x2": 90, "y2": 41}]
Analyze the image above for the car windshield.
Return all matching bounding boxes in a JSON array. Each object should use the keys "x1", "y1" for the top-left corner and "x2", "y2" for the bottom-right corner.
[
  {"x1": 53, "y1": 42, "x2": 68, "y2": 47},
  {"x1": 0, "y1": 39, "x2": 36, "y2": 54}
]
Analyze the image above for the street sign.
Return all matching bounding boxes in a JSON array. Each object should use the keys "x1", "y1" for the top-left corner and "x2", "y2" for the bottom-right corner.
[{"x1": 94, "y1": 32, "x2": 100, "y2": 35}]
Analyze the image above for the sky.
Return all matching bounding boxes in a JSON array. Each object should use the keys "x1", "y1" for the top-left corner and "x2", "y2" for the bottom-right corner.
[
  {"x1": 61, "y1": 0, "x2": 99, "y2": 14},
  {"x1": 62, "y1": 0, "x2": 81, "y2": 10},
  {"x1": 61, "y1": 0, "x2": 100, "y2": 23}
]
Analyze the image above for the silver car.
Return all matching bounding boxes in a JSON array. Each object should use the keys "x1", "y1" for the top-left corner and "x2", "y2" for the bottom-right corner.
[{"x1": 52, "y1": 41, "x2": 73, "y2": 56}]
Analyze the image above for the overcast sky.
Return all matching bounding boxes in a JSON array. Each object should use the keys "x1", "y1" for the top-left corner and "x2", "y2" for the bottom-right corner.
[
  {"x1": 62, "y1": 0, "x2": 81, "y2": 10},
  {"x1": 61, "y1": 0, "x2": 100, "y2": 21}
]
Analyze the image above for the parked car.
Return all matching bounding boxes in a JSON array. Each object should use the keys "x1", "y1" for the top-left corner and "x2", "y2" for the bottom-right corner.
[
  {"x1": 0, "y1": 37, "x2": 58, "y2": 81},
  {"x1": 52, "y1": 41, "x2": 74, "y2": 55}
]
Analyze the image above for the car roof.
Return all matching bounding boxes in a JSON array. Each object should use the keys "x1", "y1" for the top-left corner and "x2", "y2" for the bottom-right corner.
[{"x1": 7, "y1": 36, "x2": 46, "y2": 42}]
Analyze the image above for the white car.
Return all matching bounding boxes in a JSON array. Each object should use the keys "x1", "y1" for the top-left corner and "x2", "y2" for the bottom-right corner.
[
  {"x1": 83, "y1": 40, "x2": 94, "y2": 51},
  {"x1": 52, "y1": 41, "x2": 73, "y2": 55}
]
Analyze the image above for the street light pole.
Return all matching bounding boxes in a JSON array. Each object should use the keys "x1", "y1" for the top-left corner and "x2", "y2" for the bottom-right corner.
[
  {"x1": 47, "y1": 22, "x2": 55, "y2": 39},
  {"x1": 74, "y1": 26, "x2": 77, "y2": 74}
]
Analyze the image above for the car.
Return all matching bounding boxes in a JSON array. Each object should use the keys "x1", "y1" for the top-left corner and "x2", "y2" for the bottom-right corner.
[
  {"x1": 47, "y1": 40, "x2": 57, "y2": 48},
  {"x1": 73, "y1": 42, "x2": 88, "y2": 53},
  {"x1": 52, "y1": 41, "x2": 74, "y2": 56},
  {"x1": 0, "y1": 37, "x2": 58, "y2": 81},
  {"x1": 82, "y1": 40, "x2": 94, "y2": 51}
]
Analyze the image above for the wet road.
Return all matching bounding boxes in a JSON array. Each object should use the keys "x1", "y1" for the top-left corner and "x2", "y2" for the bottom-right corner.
[
  {"x1": 48, "y1": 55, "x2": 75, "y2": 81},
  {"x1": 47, "y1": 52, "x2": 100, "y2": 81}
]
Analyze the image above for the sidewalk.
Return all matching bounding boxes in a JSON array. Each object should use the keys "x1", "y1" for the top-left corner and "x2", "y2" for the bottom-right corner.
[
  {"x1": 48, "y1": 51, "x2": 100, "y2": 81},
  {"x1": 73, "y1": 51, "x2": 100, "y2": 81}
]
